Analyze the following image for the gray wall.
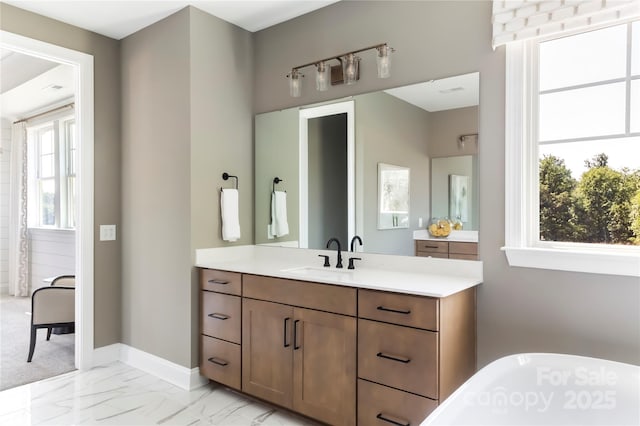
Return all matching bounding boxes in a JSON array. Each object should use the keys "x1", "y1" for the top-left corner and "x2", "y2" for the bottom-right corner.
[
  {"x1": 431, "y1": 156, "x2": 476, "y2": 230},
  {"x1": 355, "y1": 91, "x2": 430, "y2": 256},
  {"x1": 121, "y1": 6, "x2": 253, "y2": 367},
  {"x1": 254, "y1": 1, "x2": 640, "y2": 366},
  {"x1": 188, "y1": 7, "x2": 254, "y2": 366},
  {"x1": 254, "y1": 108, "x2": 299, "y2": 245},
  {"x1": 121, "y1": 9, "x2": 192, "y2": 367},
  {"x1": 0, "y1": 3, "x2": 122, "y2": 348},
  {"x1": 428, "y1": 106, "x2": 478, "y2": 158},
  {"x1": 429, "y1": 106, "x2": 479, "y2": 230}
]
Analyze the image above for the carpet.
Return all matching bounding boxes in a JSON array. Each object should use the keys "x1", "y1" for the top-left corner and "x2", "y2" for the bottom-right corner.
[{"x1": 0, "y1": 293, "x2": 75, "y2": 391}]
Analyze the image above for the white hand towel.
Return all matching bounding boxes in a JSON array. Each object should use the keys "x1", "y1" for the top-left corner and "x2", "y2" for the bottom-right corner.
[
  {"x1": 268, "y1": 190, "x2": 289, "y2": 239},
  {"x1": 221, "y1": 189, "x2": 241, "y2": 242}
]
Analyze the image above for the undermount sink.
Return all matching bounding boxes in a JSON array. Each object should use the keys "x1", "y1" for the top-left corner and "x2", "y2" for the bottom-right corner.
[{"x1": 281, "y1": 266, "x2": 355, "y2": 281}]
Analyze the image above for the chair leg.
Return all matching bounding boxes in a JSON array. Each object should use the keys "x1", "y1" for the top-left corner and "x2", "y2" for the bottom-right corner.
[
  {"x1": 28, "y1": 326, "x2": 37, "y2": 362},
  {"x1": 46, "y1": 327, "x2": 52, "y2": 341}
]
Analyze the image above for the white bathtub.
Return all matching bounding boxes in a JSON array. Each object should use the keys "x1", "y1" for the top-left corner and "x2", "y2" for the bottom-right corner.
[{"x1": 422, "y1": 353, "x2": 640, "y2": 426}]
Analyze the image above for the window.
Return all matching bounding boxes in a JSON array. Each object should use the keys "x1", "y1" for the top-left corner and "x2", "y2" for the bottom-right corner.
[
  {"x1": 504, "y1": 19, "x2": 640, "y2": 277},
  {"x1": 28, "y1": 115, "x2": 76, "y2": 229}
]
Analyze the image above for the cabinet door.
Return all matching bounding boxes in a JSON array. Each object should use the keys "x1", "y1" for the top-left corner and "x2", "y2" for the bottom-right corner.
[
  {"x1": 292, "y1": 308, "x2": 356, "y2": 426},
  {"x1": 242, "y1": 298, "x2": 293, "y2": 408}
]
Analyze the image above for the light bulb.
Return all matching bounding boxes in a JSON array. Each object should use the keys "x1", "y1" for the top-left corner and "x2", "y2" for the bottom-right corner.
[
  {"x1": 376, "y1": 45, "x2": 392, "y2": 78},
  {"x1": 341, "y1": 54, "x2": 359, "y2": 85},
  {"x1": 288, "y1": 69, "x2": 302, "y2": 97},
  {"x1": 315, "y1": 61, "x2": 330, "y2": 91}
]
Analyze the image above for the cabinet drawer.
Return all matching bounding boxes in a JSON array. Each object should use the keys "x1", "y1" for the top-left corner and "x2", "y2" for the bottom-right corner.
[
  {"x1": 416, "y1": 252, "x2": 448, "y2": 259},
  {"x1": 358, "y1": 289, "x2": 439, "y2": 331},
  {"x1": 358, "y1": 319, "x2": 438, "y2": 399},
  {"x1": 200, "y1": 269, "x2": 241, "y2": 295},
  {"x1": 201, "y1": 291, "x2": 241, "y2": 344},
  {"x1": 358, "y1": 379, "x2": 438, "y2": 426},
  {"x1": 449, "y1": 242, "x2": 477, "y2": 256},
  {"x1": 200, "y1": 335, "x2": 241, "y2": 390},
  {"x1": 243, "y1": 274, "x2": 356, "y2": 316},
  {"x1": 415, "y1": 240, "x2": 448, "y2": 253},
  {"x1": 449, "y1": 253, "x2": 478, "y2": 261}
]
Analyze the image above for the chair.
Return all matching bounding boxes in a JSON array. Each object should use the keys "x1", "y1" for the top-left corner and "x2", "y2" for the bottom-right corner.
[{"x1": 27, "y1": 275, "x2": 75, "y2": 362}]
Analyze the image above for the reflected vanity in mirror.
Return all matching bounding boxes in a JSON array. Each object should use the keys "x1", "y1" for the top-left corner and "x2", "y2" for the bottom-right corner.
[{"x1": 255, "y1": 72, "x2": 479, "y2": 256}]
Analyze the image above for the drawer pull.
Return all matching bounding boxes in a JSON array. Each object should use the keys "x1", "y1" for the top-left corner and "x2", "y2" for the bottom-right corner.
[
  {"x1": 284, "y1": 317, "x2": 291, "y2": 348},
  {"x1": 422, "y1": 245, "x2": 440, "y2": 249},
  {"x1": 207, "y1": 279, "x2": 229, "y2": 285},
  {"x1": 208, "y1": 313, "x2": 230, "y2": 320},
  {"x1": 207, "y1": 357, "x2": 228, "y2": 366},
  {"x1": 376, "y1": 413, "x2": 410, "y2": 426},
  {"x1": 293, "y1": 319, "x2": 301, "y2": 350},
  {"x1": 377, "y1": 352, "x2": 411, "y2": 364},
  {"x1": 377, "y1": 306, "x2": 411, "y2": 315}
]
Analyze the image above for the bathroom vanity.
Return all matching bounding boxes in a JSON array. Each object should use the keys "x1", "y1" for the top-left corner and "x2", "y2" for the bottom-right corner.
[
  {"x1": 414, "y1": 230, "x2": 479, "y2": 260},
  {"x1": 196, "y1": 245, "x2": 482, "y2": 426}
]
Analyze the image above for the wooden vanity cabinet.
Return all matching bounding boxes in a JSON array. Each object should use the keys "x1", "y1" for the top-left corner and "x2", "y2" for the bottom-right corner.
[
  {"x1": 199, "y1": 269, "x2": 242, "y2": 390},
  {"x1": 242, "y1": 275, "x2": 357, "y2": 426},
  {"x1": 357, "y1": 287, "x2": 476, "y2": 426},
  {"x1": 415, "y1": 240, "x2": 478, "y2": 260},
  {"x1": 198, "y1": 268, "x2": 476, "y2": 426}
]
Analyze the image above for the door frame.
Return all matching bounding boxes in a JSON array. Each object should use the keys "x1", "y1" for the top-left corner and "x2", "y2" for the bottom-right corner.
[
  {"x1": 1, "y1": 30, "x2": 95, "y2": 370},
  {"x1": 298, "y1": 100, "x2": 355, "y2": 248}
]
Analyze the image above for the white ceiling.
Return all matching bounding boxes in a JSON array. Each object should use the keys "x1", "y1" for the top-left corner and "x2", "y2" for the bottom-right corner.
[
  {"x1": 385, "y1": 72, "x2": 480, "y2": 112},
  {"x1": 3, "y1": 0, "x2": 340, "y2": 39}
]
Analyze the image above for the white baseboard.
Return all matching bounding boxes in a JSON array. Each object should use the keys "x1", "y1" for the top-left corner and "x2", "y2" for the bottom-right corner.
[
  {"x1": 92, "y1": 344, "x2": 208, "y2": 390},
  {"x1": 92, "y1": 343, "x2": 122, "y2": 366}
]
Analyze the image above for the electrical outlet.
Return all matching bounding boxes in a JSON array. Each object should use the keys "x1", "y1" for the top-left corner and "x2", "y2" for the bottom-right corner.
[{"x1": 100, "y1": 224, "x2": 116, "y2": 241}]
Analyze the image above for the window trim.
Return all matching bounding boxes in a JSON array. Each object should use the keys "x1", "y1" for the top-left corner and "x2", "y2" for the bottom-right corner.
[
  {"x1": 27, "y1": 113, "x2": 76, "y2": 230},
  {"x1": 503, "y1": 32, "x2": 640, "y2": 278}
]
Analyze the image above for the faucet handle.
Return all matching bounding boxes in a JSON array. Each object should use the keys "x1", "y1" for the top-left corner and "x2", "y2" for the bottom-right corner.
[
  {"x1": 347, "y1": 257, "x2": 361, "y2": 270},
  {"x1": 318, "y1": 255, "x2": 330, "y2": 267}
]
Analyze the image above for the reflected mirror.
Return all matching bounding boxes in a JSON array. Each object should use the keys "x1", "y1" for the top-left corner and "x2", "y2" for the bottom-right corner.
[{"x1": 255, "y1": 72, "x2": 479, "y2": 256}]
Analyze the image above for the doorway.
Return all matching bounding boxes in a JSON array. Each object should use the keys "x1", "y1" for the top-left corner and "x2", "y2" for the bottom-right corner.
[
  {"x1": 298, "y1": 101, "x2": 355, "y2": 249},
  {"x1": 0, "y1": 30, "x2": 94, "y2": 376}
]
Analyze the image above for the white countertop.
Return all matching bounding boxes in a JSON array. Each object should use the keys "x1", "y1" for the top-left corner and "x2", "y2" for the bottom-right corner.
[
  {"x1": 195, "y1": 245, "x2": 482, "y2": 298},
  {"x1": 413, "y1": 229, "x2": 479, "y2": 243}
]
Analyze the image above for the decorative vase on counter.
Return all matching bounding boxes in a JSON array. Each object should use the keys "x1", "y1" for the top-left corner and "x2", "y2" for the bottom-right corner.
[{"x1": 428, "y1": 217, "x2": 452, "y2": 237}]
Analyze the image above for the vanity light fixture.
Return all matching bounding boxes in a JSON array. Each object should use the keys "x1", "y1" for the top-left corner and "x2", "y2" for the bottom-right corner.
[
  {"x1": 286, "y1": 43, "x2": 395, "y2": 97},
  {"x1": 458, "y1": 133, "x2": 478, "y2": 149}
]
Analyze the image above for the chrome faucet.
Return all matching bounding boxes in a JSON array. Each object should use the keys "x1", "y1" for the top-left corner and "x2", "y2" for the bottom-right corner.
[
  {"x1": 350, "y1": 235, "x2": 363, "y2": 252},
  {"x1": 326, "y1": 237, "x2": 343, "y2": 268}
]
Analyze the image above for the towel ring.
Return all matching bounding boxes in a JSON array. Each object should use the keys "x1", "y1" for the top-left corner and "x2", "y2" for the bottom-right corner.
[
  {"x1": 222, "y1": 172, "x2": 238, "y2": 190},
  {"x1": 273, "y1": 177, "x2": 284, "y2": 193}
]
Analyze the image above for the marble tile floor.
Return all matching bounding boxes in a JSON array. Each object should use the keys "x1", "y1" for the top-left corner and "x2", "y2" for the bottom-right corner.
[{"x1": 0, "y1": 362, "x2": 317, "y2": 426}]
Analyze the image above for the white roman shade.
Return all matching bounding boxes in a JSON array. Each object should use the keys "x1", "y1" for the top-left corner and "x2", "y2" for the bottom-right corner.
[{"x1": 492, "y1": 0, "x2": 640, "y2": 48}]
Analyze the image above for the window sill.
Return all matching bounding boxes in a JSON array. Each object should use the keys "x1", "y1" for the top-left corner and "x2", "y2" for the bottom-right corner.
[{"x1": 502, "y1": 246, "x2": 640, "y2": 277}]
